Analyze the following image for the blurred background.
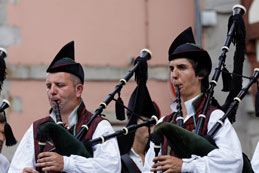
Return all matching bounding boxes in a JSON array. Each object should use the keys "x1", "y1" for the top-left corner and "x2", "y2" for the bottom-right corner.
[{"x1": 1, "y1": 0, "x2": 259, "y2": 162}]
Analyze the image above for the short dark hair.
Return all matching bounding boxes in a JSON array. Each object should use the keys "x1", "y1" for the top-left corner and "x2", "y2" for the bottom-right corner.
[{"x1": 187, "y1": 58, "x2": 210, "y2": 93}]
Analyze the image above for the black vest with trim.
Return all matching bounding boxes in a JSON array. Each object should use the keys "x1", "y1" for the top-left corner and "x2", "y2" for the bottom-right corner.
[
  {"x1": 33, "y1": 101, "x2": 104, "y2": 173},
  {"x1": 162, "y1": 94, "x2": 216, "y2": 156}
]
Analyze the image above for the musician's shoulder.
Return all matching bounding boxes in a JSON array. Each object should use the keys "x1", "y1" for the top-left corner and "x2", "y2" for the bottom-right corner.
[{"x1": 209, "y1": 109, "x2": 225, "y2": 121}]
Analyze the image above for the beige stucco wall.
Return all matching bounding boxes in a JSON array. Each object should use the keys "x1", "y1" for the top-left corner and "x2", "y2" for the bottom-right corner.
[
  {"x1": 0, "y1": 1, "x2": 196, "y2": 161},
  {"x1": 6, "y1": 0, "x2": 194, "y2": 66}
]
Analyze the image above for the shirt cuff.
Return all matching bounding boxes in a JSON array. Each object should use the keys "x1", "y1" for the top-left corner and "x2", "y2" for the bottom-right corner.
[
  {"x1": 181, "y1": 155, "x2": 200, "y2": 172},
  {"x1": 63, "y1": 156, "x2": 74, "y2": 172}
]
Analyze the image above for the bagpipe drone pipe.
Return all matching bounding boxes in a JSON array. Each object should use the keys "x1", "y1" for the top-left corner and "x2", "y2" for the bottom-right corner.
[
  {"x1": 75, "y1": 49, "x2": 152, "y2": 140},
  {"x1": 36, "y1": 49, "x2": 153, "y2": 161},
  {"x1": 194, "y1": 4, "x2": 246, "y2": 135},
  {"x1": 152, "y1": 69, "x2": 259, "y2": 173}
]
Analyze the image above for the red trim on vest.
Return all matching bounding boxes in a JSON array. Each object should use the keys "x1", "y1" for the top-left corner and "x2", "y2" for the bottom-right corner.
[
  {"x1": 33, "y1": 102, "x2": 105, "y2": 173},
  {"x1": 133, "y1": 160, "x2": 141, "y2": 173},
  {"x1": 161, "y1": 94, "x2": 217, "y2": 156},
  {"x1": 122, "y1": 156, "x2": 141, "y2": 173}
]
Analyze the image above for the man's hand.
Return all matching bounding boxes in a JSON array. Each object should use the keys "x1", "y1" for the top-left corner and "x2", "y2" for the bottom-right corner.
[
  {"x1": 151, "y1": 155, "x2": 183, "y2": 173},
  {"x1": 22, "y1": 168, "x2": 38, "y2": 173},
  {"x1": 35, "y1": 152, "x2": 64, "y2": 171}
]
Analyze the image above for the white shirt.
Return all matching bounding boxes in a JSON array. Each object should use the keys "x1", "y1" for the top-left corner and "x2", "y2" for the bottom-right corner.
[
  {"x1": 8, "y1": 105, "x2": 121, "y2": 173},
  {"x1": 128, "y1": 148, "x2": 144, "y2": 171},
  {"x1": 251, "y1": 142, "x2": 259, "y2": 172},
  {"x1": 0, "y1": 153, "x2": 9, "y2": 173},
  {"x1": 143, "y1": 95, "x2": 243, "y2": 173}
]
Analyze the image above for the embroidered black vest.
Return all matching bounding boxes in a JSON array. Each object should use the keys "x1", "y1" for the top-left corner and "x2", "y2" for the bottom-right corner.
[
  {"x1": 162, "y1": 94, "x2": 217, "y2": 156},
  {"x1": 33, "y1": 101, "x2": 104, "y2": 173}
]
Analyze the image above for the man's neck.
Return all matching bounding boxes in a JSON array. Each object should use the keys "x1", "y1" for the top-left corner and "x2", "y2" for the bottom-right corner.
[
  {"x1": 132, "y1": 140, "x2": 146, "y2": 163},
  {"x1": 61, "y1": 115, "x2": 69, "y2": 126},
  {"x1": 180, "y1": 93, "x2": 202, "y2": 119},
  {"x1": 59, "y1": 101, "x2": 81, "y2": 127},
  {"x1": 182, "y1": 91, "x2": 201, "y2": 102}
]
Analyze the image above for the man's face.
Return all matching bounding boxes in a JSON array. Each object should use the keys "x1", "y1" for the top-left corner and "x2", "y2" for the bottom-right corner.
[
  {"x1": 134, "y1": 116, "x2": 154, "y2": 146},
  {"x1": 170, "y1": 58, "x2": 202, "y2": 101},
  {"x1": 46, "y1": 72, "x2": 83, "y2": 115},
  {"x1": 0, "y1": 123, "x2": 5, "y2": 152}
]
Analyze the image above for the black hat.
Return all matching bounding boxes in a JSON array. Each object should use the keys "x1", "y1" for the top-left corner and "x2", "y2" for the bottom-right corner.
[
  {"x1": 46, "y1": 41, "x2": 84, "y2": 84},
  {"x1": 168, "y1": 27, "x2": 212, "y2": 75},
  {"x1": 117, "y1": 57, "x2": 160, "y2": 155}
]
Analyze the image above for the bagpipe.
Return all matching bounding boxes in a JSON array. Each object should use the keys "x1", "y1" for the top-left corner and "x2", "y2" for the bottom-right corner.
[
  {"x1": 35, "y1": 49, "x2": 155, "y2": 165},
  {"x1": 86, "y1": 115, "x2": 158, "y2": 147},
  {"x1": 75, "y1": 49, "x2": 151, "y2": 140},
  {"x1": 151, "y1": 4, "x2": 254, "y2": 173},
  {"x1": 152, "y1": 68, "x2": 259, "y2": 172},
  {"x1": 194, "y1": 4, "x2": 246, "y2": 135},
  {"x1": 175, "y1": 86, "x2": 184, "y2": 127},
  {"x1": 37, "y1": 113, "x2": 158, "y2": 157}
]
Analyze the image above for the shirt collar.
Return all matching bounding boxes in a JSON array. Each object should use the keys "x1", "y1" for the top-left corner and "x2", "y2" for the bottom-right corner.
[
  {"x1": 170, "y1": 94, "x2": 202, "y2": 122},
  {"x1": 129, "y1": 148, "x2": 139, "y2": 157}
]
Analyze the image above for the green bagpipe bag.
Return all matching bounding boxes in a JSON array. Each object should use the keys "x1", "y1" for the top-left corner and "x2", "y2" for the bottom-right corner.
[
  {"x1": 153, "y1": 122, "x2": 254, "y2": 173},
  {"x1": 37, "y1": 121, "x2": 92, "y2": 158}
]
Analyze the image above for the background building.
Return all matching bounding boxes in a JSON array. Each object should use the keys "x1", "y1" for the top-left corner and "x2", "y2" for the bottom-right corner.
[{"x1": 1, "y1": 0, "x2": 259, "y2": 162}]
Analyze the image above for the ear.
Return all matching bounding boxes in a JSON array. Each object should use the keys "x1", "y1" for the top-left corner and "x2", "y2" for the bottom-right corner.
[
  {"x1": 75, "y1": 84, "x2": 83, "y2": 97},
  {"x1": 198, "y1": 76, "x2": 204, "y2": 80},
  {"x1": 197, "y1": 75, "x2": 204, "y2": 80}
]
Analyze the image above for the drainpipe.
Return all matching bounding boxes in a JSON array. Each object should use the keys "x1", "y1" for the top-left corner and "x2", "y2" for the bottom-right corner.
[{"x1": 195, "y1": 0, "x2": 202, "y2": 46}]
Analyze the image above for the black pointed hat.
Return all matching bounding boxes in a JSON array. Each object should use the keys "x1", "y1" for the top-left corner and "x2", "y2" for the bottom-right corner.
[
  {"x1": 168, "y1": 27, "x2": 212, "y2": 75},
  {"x1": 117, "y1": 57, "x2": 160, "y2": 155},
  {"x1": 46, "y1": 41, "x2": 84, "y2": 84}
]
